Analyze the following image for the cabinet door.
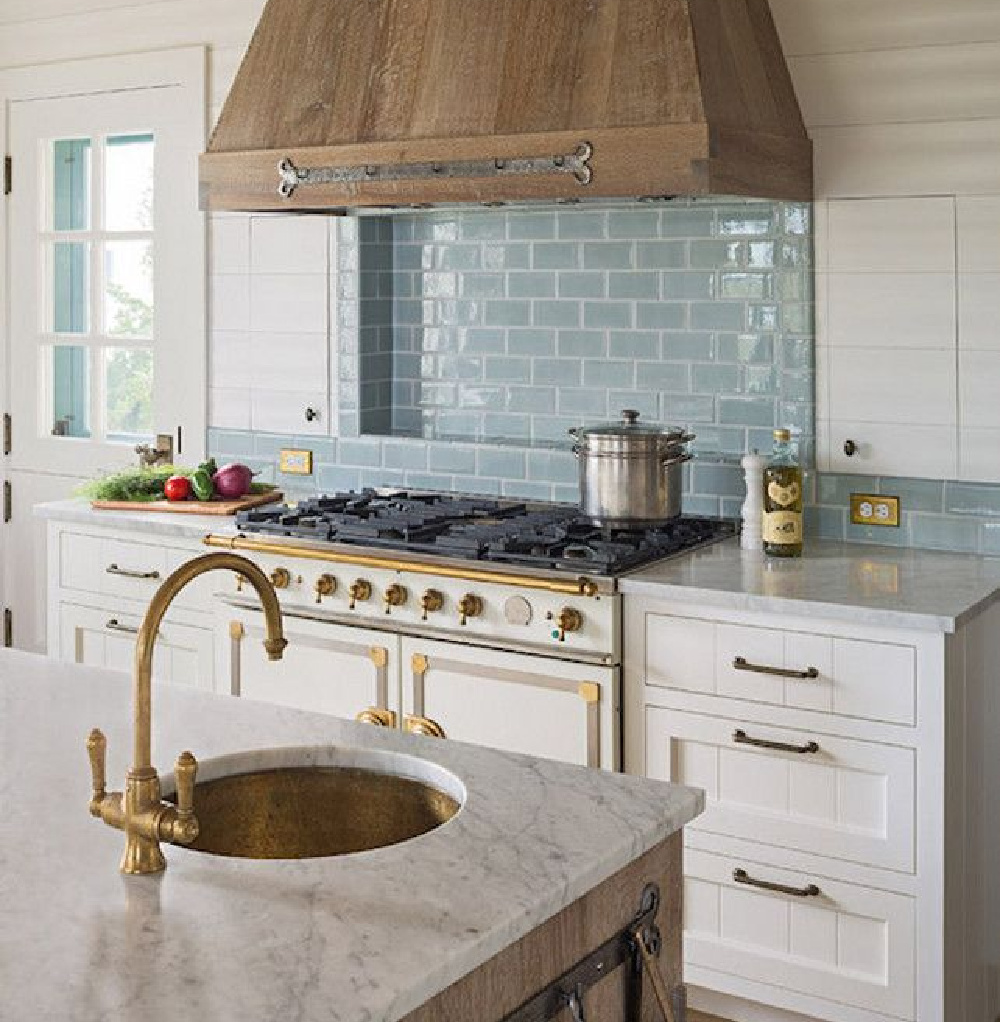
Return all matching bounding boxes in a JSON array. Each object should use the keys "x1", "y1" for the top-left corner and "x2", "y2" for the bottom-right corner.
[
  {"x1": 400, "y1": 636, "x2": 618, "y2": 769},
  {"x1": 59, "y1": 602, "x2": 214, "y2": 689},
  {"x1": 221, "y1": 606, "x2": 398, "y2": 722}
]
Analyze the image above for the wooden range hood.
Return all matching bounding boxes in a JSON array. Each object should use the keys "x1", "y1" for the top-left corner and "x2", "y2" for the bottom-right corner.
[{"x1": 200, "y1": 0, "x2": 812, "y2": 211}]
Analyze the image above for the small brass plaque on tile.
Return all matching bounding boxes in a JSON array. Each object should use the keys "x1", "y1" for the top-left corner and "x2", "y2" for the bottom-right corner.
[
  {"x1": 279, "y1": 449, "x2": 313, "y2": 475},
  {"x1": 850, "y1": 493, "x2": 900, "y2": 527}
]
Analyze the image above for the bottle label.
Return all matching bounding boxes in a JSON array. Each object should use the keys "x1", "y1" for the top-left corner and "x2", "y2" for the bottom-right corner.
[
  {"x1": 767, "y1": 480, "x2": 801, "y2": 507},
  {"x1": 763, "y1": 510, "x2": 802, "y2": 545}
]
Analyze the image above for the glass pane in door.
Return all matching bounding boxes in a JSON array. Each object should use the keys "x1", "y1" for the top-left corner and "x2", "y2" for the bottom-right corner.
[
  {"x1": 104, "y1": 347, "x2": 153, "y2": 441},
  {"x1": 50, "y1": 241, "x2": 89, "y2": 333},
  {"x1": 104, "y1": 134, "x2": 154, "y2": 232},
  {"x1": 51, "y1": 138, "x2": 91, "y2": 231},
  {"x1": 47, "y1": 344, "x2": 91, "y2": 438},
  {"x1": 104, "y1": 240, "x2": 153, "y2": 338}
]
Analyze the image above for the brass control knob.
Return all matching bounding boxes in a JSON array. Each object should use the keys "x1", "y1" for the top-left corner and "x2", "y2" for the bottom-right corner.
[
  {"x1": 314, "y1": 573, "x2": 337, "y2": 604},
  {"x1": 458, "y1": 593, "x2": 484, "y2": 626},
  {"x1": 548, "y1": 607, "x2": 583, "y2": 642},
  {"x1": 420, "y1": 588, "x2": 444, "y2": 621},
  {"x1": 269, "y1": 567, "x2": 292, "y2": 590},
  {"x1": 383, "y1": 583, "x2": 408, "y2": 614},
  {"x1": 348, "y1": 578, "x2": 372, "y2": 610}
]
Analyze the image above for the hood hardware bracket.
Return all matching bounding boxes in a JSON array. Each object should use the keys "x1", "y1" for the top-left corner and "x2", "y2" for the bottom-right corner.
[{"x1": 277, "y1": 142, "x2": 593, "y2": 198}]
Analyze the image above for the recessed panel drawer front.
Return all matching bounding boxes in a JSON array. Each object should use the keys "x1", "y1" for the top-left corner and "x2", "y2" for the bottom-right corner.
[
  {"x1": 646, "y1": 706, "x2": 916, "y2": 872},
  {"x1": 685, "y1": 848, "x2": 916, "y2": 1020},
  {"x1": 644, "y1": 615, "x2": 916, "y2": 726}
]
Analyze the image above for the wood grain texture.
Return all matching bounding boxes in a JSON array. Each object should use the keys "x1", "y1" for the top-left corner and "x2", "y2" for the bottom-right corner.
[
  {"x1": 401, "y1": 832, "x2": 682, "y2": 1022},
  {"x1": 91, "y1": 491, "x2": 283, "y2": 515}
]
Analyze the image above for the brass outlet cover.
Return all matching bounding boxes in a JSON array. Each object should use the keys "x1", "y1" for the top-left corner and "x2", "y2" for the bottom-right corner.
[
  {"x1": 850, "y1": 493, "x2": 900, "y2": 527},
  {"x1": 279, "y1": 449, "x2": 313, "y2": 475}
]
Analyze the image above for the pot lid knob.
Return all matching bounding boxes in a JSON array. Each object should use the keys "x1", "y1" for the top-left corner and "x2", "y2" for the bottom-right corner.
[{"x1": 621, "y1": 409, "x2": 640, "y2": 425}]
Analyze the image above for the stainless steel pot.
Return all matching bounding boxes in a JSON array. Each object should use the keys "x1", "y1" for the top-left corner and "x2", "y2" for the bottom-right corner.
[{"x1": 569, "y1": 410, "x2": 693, "y2": 527}]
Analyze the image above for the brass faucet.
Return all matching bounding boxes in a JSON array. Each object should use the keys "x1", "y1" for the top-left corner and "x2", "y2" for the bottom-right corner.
[{"x1": 86, "y1": 552, "x2": 287, "y2": 875}]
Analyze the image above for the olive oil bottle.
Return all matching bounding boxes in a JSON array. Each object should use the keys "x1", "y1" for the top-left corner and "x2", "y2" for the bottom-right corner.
[{"x1": 763, "y1": 429, "x2": 803, "y2": 558}]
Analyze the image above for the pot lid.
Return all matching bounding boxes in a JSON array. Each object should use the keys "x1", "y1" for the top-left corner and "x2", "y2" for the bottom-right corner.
[{"x1": 576, "y1": 409, "x2": 688, "y2": 441}]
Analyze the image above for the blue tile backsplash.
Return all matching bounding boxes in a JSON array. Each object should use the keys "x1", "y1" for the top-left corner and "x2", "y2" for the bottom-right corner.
[{"x1": 209, "y1": 199, "x2": 1000, "y2": 555}]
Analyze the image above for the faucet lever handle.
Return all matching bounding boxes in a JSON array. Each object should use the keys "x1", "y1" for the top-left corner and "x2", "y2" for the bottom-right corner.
[
  {"x1": 174, "y1": 751, "x2": 198, "y2": 820},
  {"x1": 87, "y1": 728, "x2": 107, "y2": 801}
]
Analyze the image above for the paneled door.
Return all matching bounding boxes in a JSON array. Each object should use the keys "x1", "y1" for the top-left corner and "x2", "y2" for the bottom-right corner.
[{"x1": 0, "y1": 50, "x2": 206, "y2": 652}]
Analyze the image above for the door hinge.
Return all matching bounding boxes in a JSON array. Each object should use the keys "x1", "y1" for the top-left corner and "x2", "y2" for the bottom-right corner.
[
  {"x1": 3, "y1": 608, "x2": 11, "y2": 648},
  {"x1": 2, "y1": 413, "x2": 9, "y2": 456},
  {"x1": 2, "y1": 480, "x2": 10, "y2": 524},
  {"x1": 3, "y1": 156, "x2": 10, "y2": 196}
]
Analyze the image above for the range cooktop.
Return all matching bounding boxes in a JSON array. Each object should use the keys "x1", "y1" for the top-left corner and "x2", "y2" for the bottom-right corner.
[{"x1": 236, "y1": 490, "x2": 736, "y2": 576}]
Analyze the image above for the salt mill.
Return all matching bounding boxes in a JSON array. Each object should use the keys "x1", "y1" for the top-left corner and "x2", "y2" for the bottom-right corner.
[{"x1": 740, "y1": 451, "x2": 767, "y2": 551}]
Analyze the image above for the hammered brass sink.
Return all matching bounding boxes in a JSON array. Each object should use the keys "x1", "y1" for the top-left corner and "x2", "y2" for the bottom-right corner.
[{"x1": 163, "y1": 747, "x2": 464, "y2": 860}]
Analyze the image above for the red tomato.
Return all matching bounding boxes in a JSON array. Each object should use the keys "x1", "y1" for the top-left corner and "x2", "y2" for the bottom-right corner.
[{"x1": 164, "y1": 475, "x2": 192, "y2": 502}]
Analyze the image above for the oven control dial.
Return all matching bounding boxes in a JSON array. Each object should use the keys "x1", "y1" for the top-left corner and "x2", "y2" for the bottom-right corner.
[
  {"x1": 348, "y1": 578, "x2": 372, "y2": 609},
  {"x1": 420, "y1": 589, "x2": 444, "y2": 620},
  {"x1": 383, "y1": 583, "x2": 408, "y2": 614},
  {"x1": 314, "y1": 574, "x2": 337, "y2": 604},
  {"x1": 269, "y1": 567, "x2": 292, "y2": 590},
  {"x1": 548, "y1": 607, "x2": 583, "y2": 642},
  {"x1": 457, "y1": 593, "x2": 484, "y2": 626},
  {"x1": 503, "y1": 596, "x2": 532, "y2": 627}
]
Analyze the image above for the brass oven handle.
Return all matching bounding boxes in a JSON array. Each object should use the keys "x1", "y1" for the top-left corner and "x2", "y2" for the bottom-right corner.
[
  {"x1": 105, "y1": 618, "x2": 139, "y2": 635},
  {"x1": 733, "y1": 728, "x2": 819, "y2": 755},
  {"x1": 106, "y1": 563, "x2": 161, "y2": 580},
  {"x1": 733, "y1": 867, "x2": 821, "y2": 899},
  {"x1": 356, "y1": 707, "x2": 397, "y2": 728},
  {"x1": 733, "y1": 656, "x2": 819, "y2": 680},
  {"x1": 404, "y1": 714, "x2": 447, "y2": 739}
]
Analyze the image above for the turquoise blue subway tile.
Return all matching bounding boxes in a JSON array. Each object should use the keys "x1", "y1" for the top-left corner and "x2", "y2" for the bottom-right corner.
[
  {"x1": 295, "y1": 437, "x2": 338, "y2": 463},
  {"x1": 637, "y1": 241, "x2": 688, "y2": 269},
  {"x1": 477, "y1": 447, "x2": 527, "y2": 479},
  {"x1": 429, "y1": 444, "x2": 477, "y2": 474},
  {"x1": 436, "y1": 356, "x2": 482, "y2": 381},
  {"x1": 558, "y1": 272, "x2": 607, "y2": 299},
  {"x1": 609, "y1": 331, "x2": 659, "y2": 359},
  {"x1": 457, "y1": 384, "x2": 506, "y2": 410},
  {"x1": 557, "y1": 330, "x2": 606, "y2": 358},
  {"x1": 717, "y1": 333, "x2": 774, "y2": 365},
  {"x1": 481, "y1": 243, "x2": 531, "y2": 270},
  {"x1": 662, "y1": 271, "x2": 716, "y2": 300},
  {"x1": 461, "y1": 328, "x2": 506, "y2": 354},
  {"x1": 532, "y1": 243, "x2": 580, "y2": 270},
  {"x1": 534, "y1": 300, "x2": 581, "y2": 328},
  {"x1": 691, "y1": 427, "x2": 747, "y2": 457},
  {"x1": 253, "y1": 433, "x2": 294, "y2": 458},
  {"x1": 482, "y1": 413, "x2": 531, "y2": 438},
  {"x1": 483, "y1": 300, "x2": 532, "y2": 326},
  {"x1": 502, "y1": 479, "x2": 554, "y2": 500},
  {"x1": 692, "y1": 462, "x2": 745, "y2": 498},
  {"x1": 558, "y1": 388, "x2": 610, "y2": 417},
  {"x1": 719, "y1": 396, "x2": 775, "y2": 428},
  {"x1": 636, "y1": 303, "x2": 686, "y2": 329},
  {"x1": 805, "y1": 505, "x2": 846, "y2": 541},
  {"x1": 317, "y1": 465, "x2": 362, "y2": 491},
  {"x1": 338, "y1": 411, "x2": 360, "y2": 437},
  {"x1": 780, "y1": 336, "x2": 813, "y2": 370},
  {"x1": 393, "y1": 244, "x2": 421, "y2": 271},
  {"x1": 781, "y1": 303, "x2": 813, "y2": 333},
  {"x1": 661, "y1": 207, "x2": 716, "y2": 237},
  {"x1": 716, "y1": 207, "x2": 775, "y2": 236},
  {"x1": 608, "y1": 210, "x2": 661, "y2": 238},
  {"x1": 508, "y1": 272, "x2": 556, "y2": 299},
  {"x1": 432, "y1": 412, "x2": 479, "y2": 437},
  {"x1": 452, "y1": 475, "x2": 503, "y2": 496},
  {"x1": 747, "y1": 304, "x2": 779, "y2": 330},
  {"x1": 609, "y1": 391, "x2": 659, "y2": 419},
  {"x1": 210, "y1": 429, "x2": 256, "y2": 457},
  {"x1": 584, "y1": 302, "x2": 633, "y2": 329},
  {"x1": 719, "y1": 272, "x2": 771, "y2": 300},
  {"x1": 419, "y1": 381, "x2": 458, "y2": 407},
  {"x1": 609, "y1": 272, "x2": 658, "y2": 300},
  {"x1": 693, "y1": 364, "x2": 740, "y2": 393},
  {"x1": 534, "y1": 357, "x2": 582, "y2": 386},
  {"x1": 662, "y1": 331, "x2": 715, "y2": 360},
  {"x1": 508, "y1": 213, "x2": 558, "y2": 240},
  {"x1": 980, "y1": 522, "x2": 1000, "y2": 555},
  {"x1": 583, "y1": 242, "x2": 634, "y2": 270},
  {"x1": 461, "y1": 273, "x2": 506, "y2": 299},
  {"x1": 526, "y1": 449, "x2": 577, "y2": 484},
  {"x1": 405, "y1": 472, "x2": 457, "y2": 490},
  {"x1": 483, "y1": 357, "x2": 532, "y2": 384},
  {"x1": 747, "y1": 366, "x2": 780, "y2": 396},
  {"x1": 557, "y1": 213, "x2": 607, "y2": 239},
  {"x1": 338, "y1": 218, "x2": 358, "y2": 243},
  {"x1": 507, "y1": 328, "x2": 555, "y2": 356},
  {"x1": 359, "y1": 468, "x2": 405, "y2": 488},
  {"x1": 778, "y1": 401, "x2": 812, "y2": 432},
  {"x1": 877, "y1": 477, "x2": 943, "y2": 513},
  {"x1": 639, "y1": 361, "x2": 690, "y2": 391},
  {"x1": 532, "y1": 416, "x2": 583, "y2": 442},
  {"x1": 420, "y1": 272, "x2": 457, "y2": 299},
  {"x1": 682, "y1": 494, "x2": 722, "y2": 516},
  {"x1": 583, "y1": 359, "x2": 633, "y2": 388},
  {"x1": 845, "y1": 515, "x2": 912, "y2": 548},
  {"x1": 747, "y1": 242, "x2": 775, "y2": 268},
  {"x1": 775, "y1": 271, "x2": 812, "y2": 302},
  {"x1": 779, "y1": 239, "x2": 813, "y2": 269},
  {"x1": 691, "y1": 302, "x2": 745, "y2": 331},
  {"x1": 778, "y1": 370, "x2": 811, "y2": 401},
  {"x1": 552, "y1": 484, "x2": 579, "y2": 504},
  {"x1": 459, "y1": 214, "x2": 507, "y2": 240},
  {"x1": 721, "y1": 497, "x2": 744, "y2": 518},
  {"x1": 943, "y1": 482, "x2": 1000, "y2": 516},
  {"x1": 507, "y1": 386, "x2": 557, "y2": 414},
  {"x1": 815, "y1": 473, "x2": 874, "y2": 506},
  {"x1": 689, "y1": 240, "x2": 741, "y2": 269}
]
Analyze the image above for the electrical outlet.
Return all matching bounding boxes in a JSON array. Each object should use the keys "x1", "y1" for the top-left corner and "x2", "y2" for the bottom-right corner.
[
  {"x1": 279, "y1": 449, "x2": 313, "y2": 475},
  {"x1": 850, "y1": 493, "x2": 900, "y2": 527}
]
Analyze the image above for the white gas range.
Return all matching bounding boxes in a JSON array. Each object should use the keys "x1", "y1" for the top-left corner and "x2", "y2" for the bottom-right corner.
[{"x1": 206, "y1": 491, "x2": 734, "y2": 771}]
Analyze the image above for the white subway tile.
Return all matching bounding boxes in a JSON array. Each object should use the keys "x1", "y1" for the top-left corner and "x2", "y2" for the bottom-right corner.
[
  {"x1": 209, "y1": 387, "x2": 251, "y2": 430},
  {"x1": 251, "y1": 390, "x2": 329, "y2": 434},
  {"x1": 251, "y1": 215, "x2": 330, "y2": 275},
  {"x1": 959, "y1": 272, "x2": 1000, "y2": 349},
  {"x1": 210, "y1": 215, "x2": 251, "y2": 274},
  {"x1": 250, "y1": 332, "x2": 328, "y2": 391},
  {"x1": 827, "y1": 197, "x2": 955, "y2": 272},
  {"x1": 960, "y1": 428, "x2": 1000, "y2": 482},
  {"x1": 210, "y1": 274, "x2": 250, "y2": 332},
  {"x1": 210, "y1": 331, "x2": 253, "y2": 389},
  {"x1": 960, "y1": 351, "x2": 1000, "y2": 428},
  {"x1": 249, "y1": 274, "x2": 328, "y2": 334},
  {"x1": 957, "y1": 197, "x2": 1000, "y2": 271}
]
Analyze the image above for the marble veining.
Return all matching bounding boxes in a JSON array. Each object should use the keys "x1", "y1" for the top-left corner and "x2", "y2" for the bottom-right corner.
[
  {"x1": 36, "y1": 498, "x2": 240, "y2": 540},
  {"x1": 620, "y1": 537, "x2": 1000, "y2": 632},
  {"x1": 0, "y1": 650, "x2": 701, "y2": 1022}
]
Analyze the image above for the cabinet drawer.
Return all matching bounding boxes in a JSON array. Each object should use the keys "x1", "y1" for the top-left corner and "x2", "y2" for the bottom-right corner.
[
  {"x1": 685, "y1": 848, "x2": 915, "y2": 1020},
  {"x1": 647, "y1": 706, "x2": 915, "y2": 872},
  {"x1": 644, "y1": 615, "x2": 916, "y2": 726}
]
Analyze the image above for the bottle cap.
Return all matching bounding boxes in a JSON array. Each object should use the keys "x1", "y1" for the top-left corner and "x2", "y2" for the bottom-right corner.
[{"x1": 773, "y1": 429, "x2": 791, "y2": 442}]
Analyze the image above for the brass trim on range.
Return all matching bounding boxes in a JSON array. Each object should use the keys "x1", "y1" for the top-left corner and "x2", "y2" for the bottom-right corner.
[
  {"x1": 229, "y1": 620, "x2": 245, "y2": 696},
  {"x1": 356, "y1": 707, "x2": 397, "y2": 728},
  {"x1": 369, "y1": 646, "x2": 388, "y2": 669},
  {"x1": 203, "y1": 533, "x2": 602, "y2": 598},
  {"x1": 403, "y1": 714, "x2": 447, "y2": 739}
]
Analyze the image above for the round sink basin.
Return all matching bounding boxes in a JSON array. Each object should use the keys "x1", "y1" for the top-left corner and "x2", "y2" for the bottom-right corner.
[{"x1": 163, "y1": 746, "x2": 464, "y2": 860}]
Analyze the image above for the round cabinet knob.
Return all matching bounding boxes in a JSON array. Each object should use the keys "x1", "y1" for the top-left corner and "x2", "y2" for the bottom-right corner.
[
  {"x1": 304, "y1": 406, "x2": 320, "y2": 423},
  {"x1": 348, "y1": 578, "x2": 372, "y2": 610},
  {"x1": 420, "y1": 589, "x2": 444, "y2": 621},
  {"x1": 457, "y1": 593, "x2": 484, "y2": 626},
  {"x1": 383, "y1": 583, "x2": 408, "y2": 614},
  {"x1": 844, "y1": 439, "x2": 858, "y2": 457},
  {"x1": 269, "y1": 567, "x2": 291, "y2": 590},
  {"x1": 314, "y1": 574, "x2": 337, "y2": 604},
  {"x1": 548, "y1": 607, "x2": 583, "y2": 642}
]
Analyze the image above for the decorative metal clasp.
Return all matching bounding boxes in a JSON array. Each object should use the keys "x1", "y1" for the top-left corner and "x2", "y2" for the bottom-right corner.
[{"x1": 276, "y1": 142, "x2": 593, "y2": 198}]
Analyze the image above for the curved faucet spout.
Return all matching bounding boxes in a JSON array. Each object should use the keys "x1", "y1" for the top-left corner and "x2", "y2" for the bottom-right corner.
[{"x1": 133, "y1": 552, "x2": 287, "y2": 770}]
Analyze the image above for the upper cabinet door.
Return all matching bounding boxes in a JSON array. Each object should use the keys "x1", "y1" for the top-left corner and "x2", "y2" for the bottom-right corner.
[{"x1": 816, "y1": 196, "x2": 958, "y2": 479}]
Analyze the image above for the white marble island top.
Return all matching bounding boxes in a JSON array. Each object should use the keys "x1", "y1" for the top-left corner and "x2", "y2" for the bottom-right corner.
[
  {"x1": 0, "y1": 649, "x2": 701, "y2": 1022},
  {"x1": 37, "y1": 497, "x2": 240, "y2": 540},
  {"x1": 620, "y1": 537, "x2": 1000, "y2": 633}
]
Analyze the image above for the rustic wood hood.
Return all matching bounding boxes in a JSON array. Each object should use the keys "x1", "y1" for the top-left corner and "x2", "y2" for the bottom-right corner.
[{"x1": 199, "y1": 0, "x2": 812, "y2": 211}]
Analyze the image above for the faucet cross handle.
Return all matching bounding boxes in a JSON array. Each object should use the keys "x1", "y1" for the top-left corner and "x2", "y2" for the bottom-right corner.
[
  {"x1": 87, "y1": 728, "x2": 107, "y2": 804},
  {"x1": 168, "y1": 750, "x2": 200, "y2": 846}
]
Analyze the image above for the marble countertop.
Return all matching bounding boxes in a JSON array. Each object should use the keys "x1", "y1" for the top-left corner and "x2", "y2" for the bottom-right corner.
[
  {"x1": 620, "y1": 537, "x2": 1000, "y2": 632},
  {"x1": 0, "y1": 650, "x2": 701, "y2": 1022},
  {"x1": 37, "y1": 498, "x2": 241, "y2": 540}
]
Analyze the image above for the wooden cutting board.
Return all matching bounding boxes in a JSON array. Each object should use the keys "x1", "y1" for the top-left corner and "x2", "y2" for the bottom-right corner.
[{"x1": 91, "y1": 490, "x2": 284, "y2": 515}]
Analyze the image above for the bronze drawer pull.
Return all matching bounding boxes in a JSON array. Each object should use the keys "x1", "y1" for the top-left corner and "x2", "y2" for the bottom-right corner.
[
  {"x1": 105, "y1": 618, "x2": 139, "y2": 635},
  {"x1": 733, "y1": 728, "x2": 819, "y2": 755},
  {"x1": 733, "y1": 867, "x2": 821, "y2": 899},
  {"x1": 733, "y1": 656, "x2": 819, "y2": 680},
  {"x1": 106, "y1": 564, "x2": 161, "y2": 580}
]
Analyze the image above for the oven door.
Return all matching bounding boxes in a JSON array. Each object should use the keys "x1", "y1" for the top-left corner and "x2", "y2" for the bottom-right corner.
[{"x1": 400, "y1": 636, "x2": 619, "y2": 771}]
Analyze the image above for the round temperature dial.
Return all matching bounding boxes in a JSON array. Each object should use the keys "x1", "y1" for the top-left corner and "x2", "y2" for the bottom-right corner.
[{"x1": 503, "y1": 595, "x2": 532, "y2": 626}]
